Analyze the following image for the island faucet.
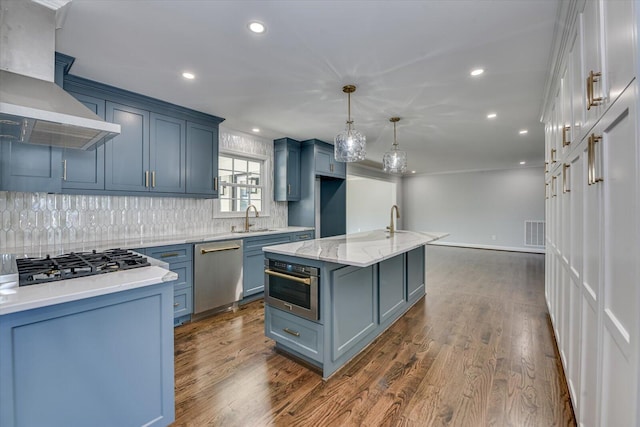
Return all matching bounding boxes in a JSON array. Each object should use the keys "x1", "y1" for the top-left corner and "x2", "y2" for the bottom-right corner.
[
  {"x1": 387, "y1": 204, "x2": 400, "y2": 234},
  {"x1": 245, "y1": 204, "x2": 259, "y2": 232}
]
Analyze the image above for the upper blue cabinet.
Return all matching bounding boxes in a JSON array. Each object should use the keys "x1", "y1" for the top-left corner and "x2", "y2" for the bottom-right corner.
[
  {"x1": 273, "y1": 138, "x2": 301, "y2": 201},
  {"x1": 0, "y1": 53, "x2": 224, "y2": 198},
  {"x1": 308, "y1": 139, "x2": 346, "y2": 179}
]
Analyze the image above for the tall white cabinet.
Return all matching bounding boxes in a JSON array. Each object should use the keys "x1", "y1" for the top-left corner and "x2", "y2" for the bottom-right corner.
[{"x1": 542, "y1": 1, "x2": 639, "y2": 426}]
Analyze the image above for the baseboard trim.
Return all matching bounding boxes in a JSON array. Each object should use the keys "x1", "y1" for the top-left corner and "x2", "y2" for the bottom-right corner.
[{"x1": 429, "y1": 241, "x2": 545, "y2": 254}]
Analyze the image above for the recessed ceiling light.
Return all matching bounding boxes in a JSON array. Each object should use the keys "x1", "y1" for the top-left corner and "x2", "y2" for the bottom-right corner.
[
  {"x1": 252, "y1": 128, "x2": 260, "y2": 133},
  {"x1": 248, "y1": 21, "x2": 266, "y2": 34},
  {"x1": 487, "y1": 113, "x2": 497, "y2": 119},
  {"x1": 470, "y1": 68, "x2": 484, "y2": 76},
  {"x1": 182, "y1": 72, "x2": 195, "y2": 80},
  {"x1": 519, "y1": 129, "x2": 528, "y2": 134},
  {"x1": 411, "y1": 170, "x2": 416, "y2": 174},
  {"x1": 520, "y1": 161, "x2": 526, "y2": 165}
]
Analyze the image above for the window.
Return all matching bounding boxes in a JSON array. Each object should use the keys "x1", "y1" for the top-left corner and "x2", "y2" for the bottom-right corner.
[{"x1": 218, "y1": 154, "x2": 265, "y2": 214}]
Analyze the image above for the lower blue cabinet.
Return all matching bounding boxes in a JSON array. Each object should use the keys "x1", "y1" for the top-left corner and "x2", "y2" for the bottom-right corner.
[
  {"x1": 243, "y1": 233, "x2": 292, "y2": 297},
  {"x1": 137, "y1": 244, "x2": 193, "y2": 326}
]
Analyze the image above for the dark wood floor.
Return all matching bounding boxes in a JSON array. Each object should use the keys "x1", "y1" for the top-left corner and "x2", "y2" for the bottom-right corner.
[{"x1": 172, "y1": 246, "x2": 576, "y2": 426}]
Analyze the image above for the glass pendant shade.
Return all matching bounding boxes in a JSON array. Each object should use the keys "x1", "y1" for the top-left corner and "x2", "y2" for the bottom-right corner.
[
  {"x1": 383, "y1": 117, "x2": 407, "y2": 173},
  {"x1": 383, "y1": 147, "x2": 407, "y2": 173},
  {"x1": 334, "y1": 85, "x2": 366, "y2": 162}
]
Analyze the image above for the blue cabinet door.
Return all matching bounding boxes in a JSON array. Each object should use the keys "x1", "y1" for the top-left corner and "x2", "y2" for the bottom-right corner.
[
  {"x1": 62, "y1": 92, "x2": 105, "y2": 191},
  {"x1": 0, "y1": 142, "x2": 62, "y2": 193},
  {"x1": 243, "y1": 250, "x2": 266, "y2": 296},
  {"x1": 274, "y1": 138, "x2": 301, "y2": 201},
  {"x1": 406, "y1": 246, "x2": 425, "y2": 301},
  {"x1": 313, "y1": 141, "x2": 346, "y2": 179},
  {"x1": 186, "y1": 122, "x2": 218, "y2": 197},
  {"x1": 105, "y1": 102, "x2": 150, "y2": 192},
  {"x1": 150, "y1": 113, "x2": 186, "y2": 193},
  {"x1": 330, "y1": 264, "x2": 377, "y2": 361},
  {"x1": 379, "y1": 254, "x2": 407, "y2": 324}
]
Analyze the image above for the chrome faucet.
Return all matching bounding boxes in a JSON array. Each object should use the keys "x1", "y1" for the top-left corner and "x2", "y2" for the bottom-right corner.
[
  {"x1": 245, "y1": 204, "x2": 259, "y2": 232},
  {"x1": 387, "y1": 204, "x2": 400, "y2": 234}
]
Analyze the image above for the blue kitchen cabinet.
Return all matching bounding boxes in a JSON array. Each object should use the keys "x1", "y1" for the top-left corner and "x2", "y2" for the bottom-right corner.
[
  {"x1": 274, "y1": 138, "x2": 301, "y2": 201},
  {"x1": 144, "y1": 244, "x2": 194, "y2": 326},
  {"x1": 105, "y1": 102, "x2": 150, "y2": 192},
  {"x1": 186, "y1": 121, "x2": 219, "y2": 197},
  {"x1": 378, "y1": 253, "x2": 406, "y2": 325},
  {"x1": 62, "y1": 92, "x2": 106, "y2": 191},
  {"x1": 243, "y1": 233, "x2": 292, "y2": 297},
  {"x1": 0, "y1": 142, "x2": 62, "y2": 193},
  {"x1": 330, "y1": 264, "x2": 377, "y2": 360},
  {"x1": 150, "y1": 113, "x2": 186, "y2": 193},
  {"x1": 406, "y1": 246, "x2": 425, "y2": 302},
  {"x1": 290, "y1": 230, "x2": 315, "y2": 241},
  {"x1": 0, "y1": 282, "x2": 175, "y2": 427},
  {"x1": 265, "y1": 305, "x2": 324, "y2": 362},
  {"x1": 311, "y1": 140, "x2": 346, "y2": 179}
]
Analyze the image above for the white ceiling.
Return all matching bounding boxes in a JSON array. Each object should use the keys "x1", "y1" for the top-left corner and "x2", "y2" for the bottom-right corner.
[{"x1": 55, "y1": 0, "x2": 559, "y2": 175}]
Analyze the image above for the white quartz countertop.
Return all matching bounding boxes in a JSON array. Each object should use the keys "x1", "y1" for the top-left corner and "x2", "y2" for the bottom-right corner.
[
  {"x1": 262, "y1": 229, "x2": 449, "y2": 267},
  {"x1": 0, "y1": 226, "x2": 314, "y2": 259},
  {"x1": 0, "y1": 256, "x2": 177, "y2": 316}
]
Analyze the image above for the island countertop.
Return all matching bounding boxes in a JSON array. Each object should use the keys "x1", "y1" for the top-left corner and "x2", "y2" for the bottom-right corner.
[{"x1": 262, "y1": 229, "x2": 448, "y2": 267}]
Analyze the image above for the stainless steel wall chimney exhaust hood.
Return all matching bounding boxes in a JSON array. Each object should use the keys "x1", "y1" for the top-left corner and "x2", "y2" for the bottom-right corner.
[{"x1": 0, "y1": 0, "x2": 121, "y2": 150}]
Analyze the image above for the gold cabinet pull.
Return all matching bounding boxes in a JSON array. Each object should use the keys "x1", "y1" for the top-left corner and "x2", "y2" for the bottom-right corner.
[
  {"x1": 551, "y1": 148, "x2": 557, "y2": 163},
  {"x1": 145, "y1": 170, "x2": 149, "y2": 188},
  {"x1": 62, "y1": 159, "x2": 67, "y2": 181},
  {"x1": 562, "y1": 163, "x2": 570, "y2": 193},
  {"x1": 288, "y1": 183, "x2": 291, "y2": 195},
  {"x1": 160, "y1": 252, "x2": 179, "y2": 258},
  {"x1": 174, "y1": 302, "x2": 180, "y2": 307},
  {"x1": 201, "y1": 245, "x2": 241, "y2": 254},
  {"x1": 544, "y1": 161, "x2": 549, "y2": 173},
  {"x1": 152, "y1": 171, "x2": 156, "y2": 188},
  {"x1": 283, "y1": 328, "x2": 300, "y2": 337},
  {"x1": 551, "y1": 175, "x2": 557, "y2": 197},
  {"x1": 586, "y1": 71, "x2": 603, "y2": 110},
  {"x1": 330, "y1": 163, "x2": 334, "y2": 172},
  {"x1": 592, "y1": 133, "x2": 603, "y2": 184},
  {"x1": 562, "y1": 126, "x2": 571, "y2": 147},
  {"x1": 213, "y1": 177, "x2": 218, "y2": 191},
  {"x1": 545, "y1": 183, "x2": 549, "y2": 200}
]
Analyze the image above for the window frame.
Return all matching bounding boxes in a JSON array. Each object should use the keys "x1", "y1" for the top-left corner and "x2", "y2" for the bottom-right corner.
[{"x1": 213, "y1": 149, "x2": 272, "y2": 219}]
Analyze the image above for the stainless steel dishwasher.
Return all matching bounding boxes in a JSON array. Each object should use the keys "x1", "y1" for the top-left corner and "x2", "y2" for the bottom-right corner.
[{"x1": 194, "y1": 240, "x2": 243, "y2": 318}]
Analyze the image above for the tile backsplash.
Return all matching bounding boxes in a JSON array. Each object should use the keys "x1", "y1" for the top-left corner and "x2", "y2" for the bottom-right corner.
[{"x1": 0, "y1": 128, "x2": 287, "y2": 252}]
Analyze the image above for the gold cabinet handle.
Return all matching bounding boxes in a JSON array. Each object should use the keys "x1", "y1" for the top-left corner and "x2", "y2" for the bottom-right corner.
[
  {"x1": 550, "y1": 148, "x2": 557, "y2": 163},
  {"x1": 297, "y1": 234, "x2": 311, "y2": 240},
  {"x1": 330, "y1": 163, "x2": 334, "y2": 172},
  {"x1": 264, "y1": 269, "x2": 311, "y2": 285},
  {"x1": 160, "y1": 252, "x2": 179, "y2": 258},
  {"x1": 145, "y1": 170, "x2": 149, "y2": 188},
  {"x1": 562, "y1": 126, "x2": 571, "y2": 147},
  {"x1": 152, "y1": 171, "x2": 156, "y2": 188},
  {"x1": 283, "y1": 328, "x2": 300, "y2": 337},
  {"x1": 587, "y1": 71, "x2": 603, "y2": 110},
  {"x1": 62, "y1": 159, "x2": 67, "y2": 181},
  {"x1": 551, "y1": 175, "x2": 557, "y2": 197},
  {"x1": 545, "y1": 182, "x2": 549, "y2": 200},
  {"x1": 545, "y1": 161, "x2": 549, "y2": 173},
  {"x1": 562, "y1": 163, "x2": 570, "y2": 193},
  {"x1": 288, "y1": 184, "x2": 291, "y2": 195},
  {"x1": 174, "y1": 302, "x2": 180, "y2": 307},
  {"x1": 591, "y1": 133, "x2": 603, "y2": 184},
  {"x1": 214, "y1": 177, "x2": 218, "y2": 191}
]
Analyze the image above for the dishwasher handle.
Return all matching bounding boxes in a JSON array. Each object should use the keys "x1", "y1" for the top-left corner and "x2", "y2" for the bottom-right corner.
[
  {"x1": 264, "y1": 269, "x2": 311, "y2": 285},
  {"x1": 200, "y1": 244, "x2": 241, "y2": 254}
]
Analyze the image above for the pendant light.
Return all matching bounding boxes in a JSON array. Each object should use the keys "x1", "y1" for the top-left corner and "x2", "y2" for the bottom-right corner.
[
  {"x1": 334, "y1": 85, "x2": 366, "y2": 162},
  {"x1": 383, "y1": 117, "x2": 407, "y2": 174}
]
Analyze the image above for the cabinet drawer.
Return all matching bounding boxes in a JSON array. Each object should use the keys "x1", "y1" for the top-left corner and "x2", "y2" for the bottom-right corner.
[
  {"x1": 244, "y1": 234, "x2": 291, "y2": 251},
  {"x1": 173, "y1": 287, "x2": 193, "y2": 318},
  {"x1": 291, "y1": 231, "x2": 314, "y2": 241},
  {"x1": 265, "y1": 306, "x2": 323, "y2": 362},
  {"x1": 169, "y1": 261, "x2": 192, "y2": 291},
  {"x1": 146, "y1": 244, "x2": 192, "y2": 264}
]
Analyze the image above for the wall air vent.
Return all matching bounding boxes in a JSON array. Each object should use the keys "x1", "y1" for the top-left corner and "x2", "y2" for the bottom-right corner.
[{"x1": 524, "y1": 220, "x2": 545, "y2": 247}]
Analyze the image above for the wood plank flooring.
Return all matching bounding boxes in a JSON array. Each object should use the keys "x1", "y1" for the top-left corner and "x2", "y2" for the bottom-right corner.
[{"x1": 172, "y1": 246, "x2": 576, "y2": 426}]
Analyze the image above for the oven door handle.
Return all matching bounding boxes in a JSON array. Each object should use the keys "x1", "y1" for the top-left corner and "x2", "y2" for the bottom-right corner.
[{"x1": 264, "y1": 269, "x2": 311, "y2": 285}]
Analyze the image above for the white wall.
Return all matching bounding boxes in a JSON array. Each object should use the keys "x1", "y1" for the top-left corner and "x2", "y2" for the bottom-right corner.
[
  {"x1": 346, "y1": 164, "x2": 401, "y2": 233},
  {"x1": 402, "y1": 167, "x2": 544, "y2": 251}
]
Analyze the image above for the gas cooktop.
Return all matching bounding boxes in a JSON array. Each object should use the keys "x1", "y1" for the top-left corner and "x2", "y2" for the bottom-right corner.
[{"x1": 16, "y1": 249, "x2": 150, "y2": 287}]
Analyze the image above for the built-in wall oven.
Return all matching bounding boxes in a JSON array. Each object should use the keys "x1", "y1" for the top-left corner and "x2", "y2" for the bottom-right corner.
[{"x1": 264, "y1": 259, "x2": 319, "y2": 321}]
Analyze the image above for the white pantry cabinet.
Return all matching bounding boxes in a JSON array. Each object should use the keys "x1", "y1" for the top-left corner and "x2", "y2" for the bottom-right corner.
[{"x1": 542, "y1": 0, "x2": 639, "y2": 426}]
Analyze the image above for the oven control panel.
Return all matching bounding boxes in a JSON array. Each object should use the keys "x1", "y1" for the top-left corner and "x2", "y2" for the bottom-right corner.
[{"x1": 267, "y1": 260, "x2": 319, "y2": 277}]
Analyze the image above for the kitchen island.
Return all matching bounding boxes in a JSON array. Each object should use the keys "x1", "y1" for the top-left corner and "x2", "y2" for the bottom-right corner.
[
  {"x1": 0, "y1": 254, "x2": 178, "y2": 427},
  {"x1": 262, "y1": 229, "x2": 447, "y2": 379}
]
